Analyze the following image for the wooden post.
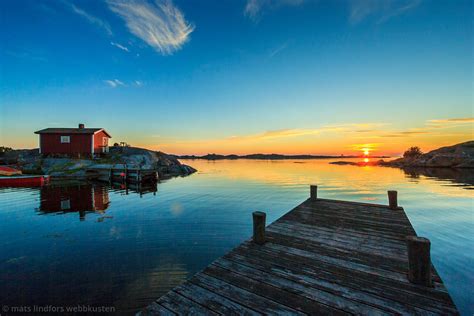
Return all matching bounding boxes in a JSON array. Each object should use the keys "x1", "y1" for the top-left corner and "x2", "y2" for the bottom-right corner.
[
  {"x1": 406, "y1": 236, "x2": 432, "y2": 286},
  {"x1": 310, "y1": 185, "x2": 318, "y2": 201},
  {"x1": 252, "y1": 211, "x2": 266, "y2": 245},
  {"x1": 388, "y1": 190, "x2": 398, "y2": 209}
]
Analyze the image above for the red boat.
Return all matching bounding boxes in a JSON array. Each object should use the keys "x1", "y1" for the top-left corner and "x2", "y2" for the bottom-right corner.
[
  {"x1": 0, "y1": 175, "x2": 50, "y2": 187},
  {"x1": 0, "y1": 166, "x2": 22, "y2": 176}
]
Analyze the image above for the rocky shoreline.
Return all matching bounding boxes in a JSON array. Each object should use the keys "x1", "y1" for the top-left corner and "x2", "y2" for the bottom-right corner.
[
  {"x1": 0, "y1": 146, "x2": 197, "y2": 179},
  {"x1": 381, "y1": 141, "x2": 474, "y2": 168}
]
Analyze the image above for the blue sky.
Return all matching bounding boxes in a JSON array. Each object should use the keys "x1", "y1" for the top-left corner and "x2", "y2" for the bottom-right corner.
[{"x1": 0, "y1": 0, "x2": 472, "y2": 155}]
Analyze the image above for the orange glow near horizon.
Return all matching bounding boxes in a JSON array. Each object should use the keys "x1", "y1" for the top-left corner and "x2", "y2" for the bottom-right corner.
[{"x1": 1, "y1": 118, "x2": 472, "y2": 157}]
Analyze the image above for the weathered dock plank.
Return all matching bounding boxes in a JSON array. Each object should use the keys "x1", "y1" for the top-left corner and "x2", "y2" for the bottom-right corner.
[{"x1": 139, "y1": 187, "x2": 459, "y2": 315}]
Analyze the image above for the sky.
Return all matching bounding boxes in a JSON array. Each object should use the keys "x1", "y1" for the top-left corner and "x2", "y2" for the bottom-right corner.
[{"x1": 0, "y1": 0, "x2": 472, "y2": 156}]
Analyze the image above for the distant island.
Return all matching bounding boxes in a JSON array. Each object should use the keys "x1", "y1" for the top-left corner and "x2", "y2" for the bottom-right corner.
[{"x1": 176, "y1": 153, "x2": 391, "y2": 160}]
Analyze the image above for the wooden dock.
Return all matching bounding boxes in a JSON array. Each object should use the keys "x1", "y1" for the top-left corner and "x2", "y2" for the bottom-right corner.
[
  {"x1": 140, "y1": 186, "x2": 459, "y2": 315},
  {"x1": 86, "y1": 166, "x2": 158, "y2": 184}
]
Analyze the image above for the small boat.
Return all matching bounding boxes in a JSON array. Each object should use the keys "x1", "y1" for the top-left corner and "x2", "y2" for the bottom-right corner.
[
  {"x1": 0, "y1": 166, "x2": 22, "y2": 176},
  {"x1": 0, "y1": 175, "x2": 50, "y2": 187}
]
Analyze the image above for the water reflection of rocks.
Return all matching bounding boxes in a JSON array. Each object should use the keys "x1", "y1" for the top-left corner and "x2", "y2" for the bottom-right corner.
[{"x1": 402, "y1": 167, "x2": 474, "y2": 188}]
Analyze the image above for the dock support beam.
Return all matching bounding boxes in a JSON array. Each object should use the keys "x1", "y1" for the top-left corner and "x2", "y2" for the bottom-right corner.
[
  {"x1": 252, "y1": 211, "x2": 266, "y2": 245},
  {"x1": 310, "y1": 185, "x2": 318, "y2": 201},
  {"x1": 407, "y1": 236, "x2": 432, "y2": 286},
  {"x1": 388, "y1": 190, "x2": 398, "y2": 209}
]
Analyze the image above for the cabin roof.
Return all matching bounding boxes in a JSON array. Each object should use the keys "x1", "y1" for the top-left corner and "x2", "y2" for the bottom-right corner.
[{"x1": 35, "y1": 128, "x2": 111, "y2": 137}]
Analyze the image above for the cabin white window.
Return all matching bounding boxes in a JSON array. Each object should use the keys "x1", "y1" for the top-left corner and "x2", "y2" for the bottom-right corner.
[
  {"x1": 60, "y1": 136, "x2": 70, "y2": 143},
  {"x1": 61, "y1": 199, "x2": 71, "y2": 210}
]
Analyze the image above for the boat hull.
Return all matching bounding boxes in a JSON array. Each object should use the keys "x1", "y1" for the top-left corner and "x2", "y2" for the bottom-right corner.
[
  {"x1": 0, "y1": 166, "x2": 22, "y2": 176},
  {"x1": 0, "y1": 175, "x2": 50, "y2": 187}
]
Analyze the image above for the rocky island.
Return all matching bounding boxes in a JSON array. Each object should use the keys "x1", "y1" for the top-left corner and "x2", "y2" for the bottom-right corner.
[
  {"x1": 382, "y1": 141, "x2": 474, "y2": 168},
  {"x1": 0, "y1": 146, "x2": 196, "y2": 179}
]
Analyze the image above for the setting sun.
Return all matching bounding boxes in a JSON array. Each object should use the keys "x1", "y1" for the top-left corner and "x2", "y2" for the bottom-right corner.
[{"x1": 363, "y1": 149, "x2": 370, "y2": 156}]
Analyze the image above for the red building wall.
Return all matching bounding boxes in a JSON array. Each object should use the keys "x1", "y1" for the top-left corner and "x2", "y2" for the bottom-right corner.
[
  {"x1": 93, "y1": 130, "x2": 110, "y2": 154},
  {"x1": 40, "y1": 133, "x2": 93, "y2": 155}
]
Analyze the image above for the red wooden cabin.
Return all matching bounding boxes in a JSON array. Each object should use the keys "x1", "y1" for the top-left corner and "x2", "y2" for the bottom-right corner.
[{"x1": 35, "y1": 124, "x2": 112, "y2": 157}]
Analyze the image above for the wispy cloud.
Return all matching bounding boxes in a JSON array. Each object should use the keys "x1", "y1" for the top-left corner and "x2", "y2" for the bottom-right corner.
[
  {"x1": 355, "y1": 118, "x2": 473, "y2": 139},
  {"x1": 107, "y1": 0, "x2": 194, "y2": 55},
  {"x1": 68, "y1": 3, "x2": 113, "y2": 35},
  {"x1": 428, "y1": 117, "x2": 474, "y2": 124},
  {"x1": 104, "y1": 79, "x2": 125, "y2": 88},
  {"x1": 229, "y1": 128, "x2": 321, "y2": 142},
  {"x1": 269, "y1": 42, "x2": 288, "y2": 58},
  {"x1": 227, "y1": 123, "x2": 386, "y2": 142},
  {"x1": 349, "y1": 0, "x2": 421, "y2": 25},
  {"x1": 147, "y1": 119, "x2": 472, "y2": 156},
  {"x1": 111, "y1": 41, "x2": 130, "y2": 52},
  {"x1": 244, "y1": 0, "x2": 304, "y2": 21},
  {"x1": 380, "y1": 131, "x2": 429, "y2": 138},
  {"x1": 103, "y1": 79, "x2": 144, "y2": 88}
]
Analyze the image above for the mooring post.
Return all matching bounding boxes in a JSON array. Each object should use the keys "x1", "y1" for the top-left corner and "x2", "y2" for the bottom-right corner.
[
  {"x1": 310, "y1": 185, "x2": 318, "y2": 201},
  {"x1": 388, "y1": 190, "x2": 398, "y2": 209},
  {"x1": 252, "y1": 211, "x2": 266, "y2": 245},
  {"x1": 406, "y1": 236, "x2": 432, "y2": 286}
]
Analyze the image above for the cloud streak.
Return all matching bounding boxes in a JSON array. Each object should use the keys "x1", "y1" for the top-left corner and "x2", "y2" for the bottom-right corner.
[
  {"x1": 111, "y1": 41, "x2": 130, "y2": 52},
  {"x1": 229, "y1": 128, "x2": 321, "y2": 142},
  {"x1": 428, "y1": 117, "x2": 474, "y2": 124},
  {"x1": 269, "y1": 42, "x2": 288, "y2": 58},
  {"x1": 227, "y1": 123, "x2": 386, "y2": 142},
  {"x1": 104, "y1": 79, "x2": 125, "y2": 88},
  {"x1": 69, "y1": 3, "x2": 113, "y2": 35},
  {"x1": 380, "y1": 131, "x2": 429, "y2": 138},
  {"x1": 107, "y1": 0, "x2": 194, "y2": 55},
  {"x1": 244, "y1": 0, "x2": 304, "y2": 21},
  {"x1": 349, "y1": 0, "x2": 421, "y2": 24},
  {"x1": 103, "y1": 79, "x2": 144, "y2": 88}
]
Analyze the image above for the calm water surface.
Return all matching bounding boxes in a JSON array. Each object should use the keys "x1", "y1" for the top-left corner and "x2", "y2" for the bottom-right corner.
[{"x1": 0, "y1": 159, "x2": 473, "y2": 314}]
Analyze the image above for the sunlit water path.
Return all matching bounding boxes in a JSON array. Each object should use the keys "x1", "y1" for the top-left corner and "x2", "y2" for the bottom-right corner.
[{"x1": 0, "y1": 159, "x2": 472, "y2": 314}]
